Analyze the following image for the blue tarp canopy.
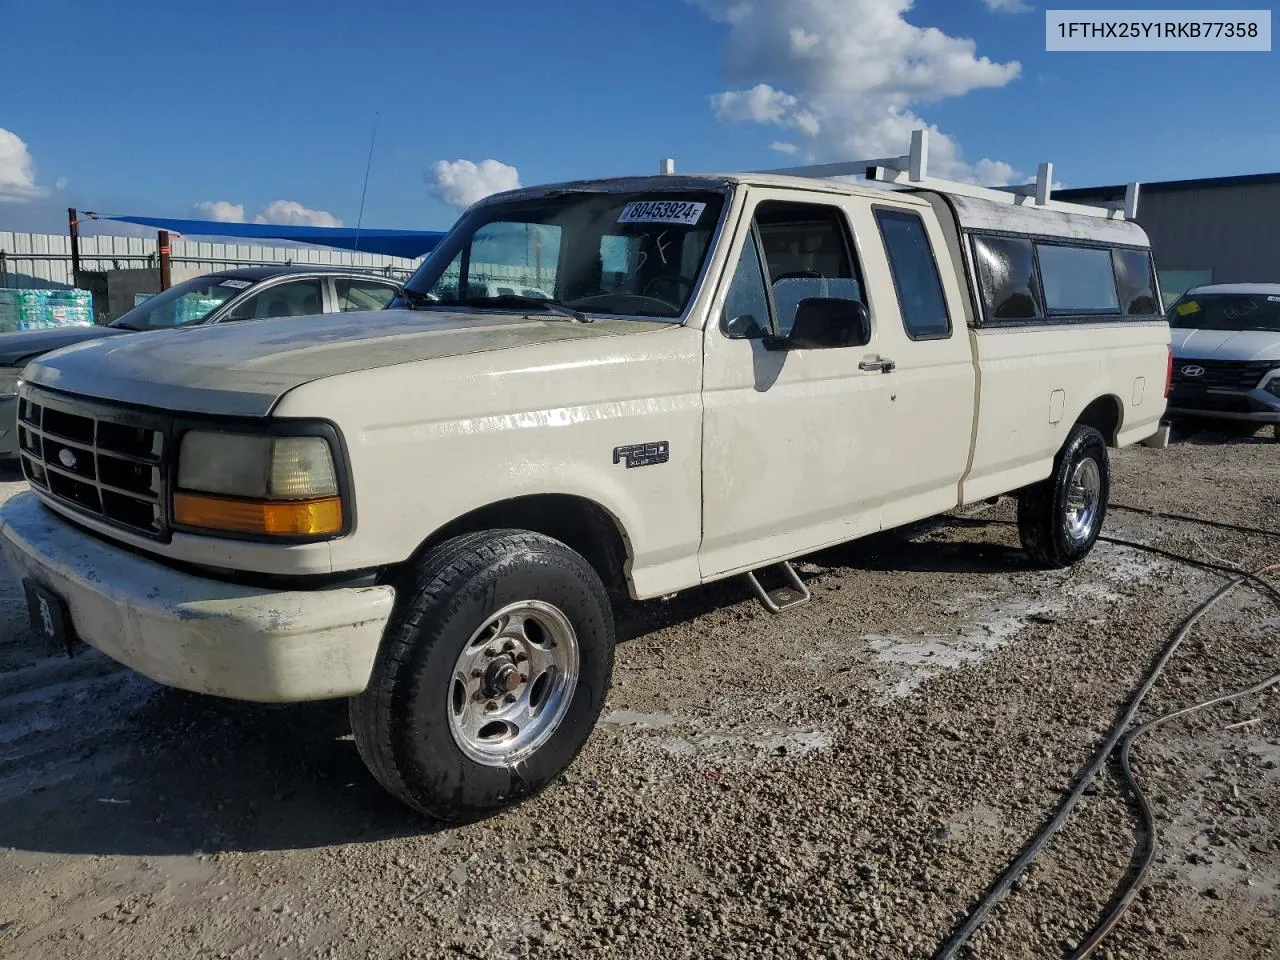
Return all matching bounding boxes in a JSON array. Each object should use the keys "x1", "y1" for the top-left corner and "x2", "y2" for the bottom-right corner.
[{"x1": 93, "y1": 215, "x2": 447, "y2": 259}]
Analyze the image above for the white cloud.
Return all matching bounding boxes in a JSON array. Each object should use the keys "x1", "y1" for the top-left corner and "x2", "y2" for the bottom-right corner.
[
  {"x1": 712, "y1": 83, "x2": 799, "y2": 125},
  {"x1": 769, "y1": 141, "x2": 799, "y2": 155},
  {"x1": 253, "y1": 200, "x2": 342, "y2": 227},
  {"x1": 972, "y1": 158, "x2": 1019, "y2": 187},
  {"x1": 187, "y1": 199, "x2": 342, "y2": 227},
  {"x1": 699, "y1": 0, "x2": 1024, "y2": 186},
  {"x1": 984, "y1": 0, "x2": 1031, "y2": 12},
  {"x1": 54, "y1": 176, "x2": 68, "y2": 191},
  {"x1": 193, "y1": 200, "x2": 246, "y2": 222},
  {"x1": 0, "y1": 128, "x2": 49, "y2": 203},
  {"x1": 426, "y1": 159, "x2": 521, "y2": 211}
]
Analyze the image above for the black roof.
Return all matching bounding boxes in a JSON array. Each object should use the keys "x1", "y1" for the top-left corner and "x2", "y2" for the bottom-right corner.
[
  {"x1": 1056, "y1": 171, "x2": 1280, "y2": 202},
  {"x1": 211, "y1": 265, "x2": 400, "y2": 281}
]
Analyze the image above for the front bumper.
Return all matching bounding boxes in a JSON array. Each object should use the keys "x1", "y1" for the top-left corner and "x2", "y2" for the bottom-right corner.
[
  {"x1": 0, "y1": 492, "x2": 395, "y2": 702},
  {"x1": 1166, "y1": 386, "x2": 1280, "y2": 423}
]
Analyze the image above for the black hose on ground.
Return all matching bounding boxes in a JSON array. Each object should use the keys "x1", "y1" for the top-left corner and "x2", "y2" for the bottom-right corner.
[
  {"x1": 949, "y1": 511, "x2": 1280, "y2": 600},
  {"x1": 1071, "y1": 665, "x2": 1280, "y2": 958},
  {"x1": 1109, "y1": 503, "x2": 1280, "y2": 540},
  {"x1": 931, "y1": 568, "x2": 1276, "y2": 960},
  {"x1": 929, "y1": 507, "x2": 1280, "y2": 960}
]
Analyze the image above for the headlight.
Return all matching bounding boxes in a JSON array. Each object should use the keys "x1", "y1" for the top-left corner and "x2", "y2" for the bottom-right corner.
[
  {"x1": 0, "y1": 368, "x2": 22, "y2": 399},
  {"x1": 174, "y1": 430, "x2": 344, "y2": 537},
  {"x1": 1266, "y1": 376, "x2": 1280, "y2": 399}
]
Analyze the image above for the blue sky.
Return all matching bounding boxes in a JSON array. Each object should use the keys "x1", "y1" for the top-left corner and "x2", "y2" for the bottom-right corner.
[{"x1": 1, "y1": 0, "x2": 1276, "y2": 236}]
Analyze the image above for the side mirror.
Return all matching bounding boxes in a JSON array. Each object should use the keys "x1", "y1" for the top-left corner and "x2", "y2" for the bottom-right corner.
[
  {"x1": 765, "y1": 298, "x2": 870, "y2": 350},
  {"x1": 722, "y1": 313, "x2": 767, "y2": 340}
]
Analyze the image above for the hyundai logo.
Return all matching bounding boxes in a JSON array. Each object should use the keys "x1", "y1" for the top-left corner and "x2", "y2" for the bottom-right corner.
[
  {"x1": 1181, "y1": 364, "x2": 1205, "y2": 378},
  {"x1": 57, "y1": 448, "x2": 78, "y2": 469}
]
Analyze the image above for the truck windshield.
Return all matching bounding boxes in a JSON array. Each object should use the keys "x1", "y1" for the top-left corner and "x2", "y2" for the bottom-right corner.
[
  {"x1": 110, "y1": 275, "x2": 246, "y2": 330},
  {"x1": 400, "y1": 191, "x2": 727, "y2": 320},
  {"x1": 1168, "y1": 292, "x2": 1280, "y2": 332}
]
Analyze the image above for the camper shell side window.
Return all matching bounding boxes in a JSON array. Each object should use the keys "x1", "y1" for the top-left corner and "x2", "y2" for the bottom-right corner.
[{"x1": 967, "y1": 231, "x2": 1160, "y2": 327}]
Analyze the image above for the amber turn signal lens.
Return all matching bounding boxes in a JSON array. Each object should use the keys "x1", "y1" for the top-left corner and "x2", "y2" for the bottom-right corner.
[{"x1": 173, "y1": 492, "x2": 343, "y2": 537}]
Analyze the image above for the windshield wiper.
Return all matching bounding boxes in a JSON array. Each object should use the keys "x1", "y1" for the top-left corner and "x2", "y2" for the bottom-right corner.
[
  {"x1": 457, "y1": 295, "x2": 592, "y2": 324},
  {"x1": 109, "y1": 321, "x2": 145, "y2": 331}
]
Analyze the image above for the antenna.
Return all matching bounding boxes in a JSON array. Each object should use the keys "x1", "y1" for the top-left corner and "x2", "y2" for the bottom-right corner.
[{"x1": 353, "y1": 112, "x2": 380, "y2": 253}]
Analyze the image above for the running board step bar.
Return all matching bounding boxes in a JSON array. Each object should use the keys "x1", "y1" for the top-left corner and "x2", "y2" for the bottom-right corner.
[{"x1": 744, "y1": 561, "x2": 812, "y2": 614}]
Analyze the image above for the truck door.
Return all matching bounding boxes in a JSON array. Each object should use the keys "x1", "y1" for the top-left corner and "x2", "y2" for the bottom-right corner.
[
  {"x1": 861, "y1": 201, "x2": 978, "y2": 528},
  {"x1": 699, "y1": 190, "x2": 895, "y2": 579}
]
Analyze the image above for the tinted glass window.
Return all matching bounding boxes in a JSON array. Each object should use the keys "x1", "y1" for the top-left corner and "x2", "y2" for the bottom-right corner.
[
  {"x1": 1112, "y1": 249, "x2": 1159, "y2": 315},
  {"x1": 336, "y1": 279, "x2": 397, "y2": 312},
  {"x1": 875, "y1": 209, "x2": 950, "y2": 339},
  {"x1": 973, "y1": 236, "x2": 1042, "y2": 320},
  {"x1": 755, "y1": 202, "x2": 862, "y2": 335},
  {"x1": 1167, "y1": 293, "x2": 1280, "y2": 332},
  {"x1": 721, "y1": 231, "x2": 771, "y2": 339},
  {"x1": 225, "y1": 279, "x2": 325, "y2": 321},
  {"x1": 1037, "y1": 244, "x2": 1120, "y2": 315}
]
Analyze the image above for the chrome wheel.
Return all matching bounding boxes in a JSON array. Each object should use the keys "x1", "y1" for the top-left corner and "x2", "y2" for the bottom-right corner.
[
  {"x1": 1064, "y1": 456, "x2": 1102, "y2": 540},
  {"x1": 447, "y1": 601, "x2": 580, "y2": 766}
]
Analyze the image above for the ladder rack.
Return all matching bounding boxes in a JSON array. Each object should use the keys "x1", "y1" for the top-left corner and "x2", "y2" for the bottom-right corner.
[{"x1": 667, "y1": 129, "x2": 1140, "y2": 221}]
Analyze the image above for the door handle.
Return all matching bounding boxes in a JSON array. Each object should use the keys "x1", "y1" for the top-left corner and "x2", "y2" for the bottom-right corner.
[{"x1": 859, "y1": 358, "x2": 896, "y2": 373}]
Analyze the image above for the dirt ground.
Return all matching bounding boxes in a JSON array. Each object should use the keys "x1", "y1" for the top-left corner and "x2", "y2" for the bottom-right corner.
[{"x1": 0, "y1": 428, "x2": 1277, "y2": 960}]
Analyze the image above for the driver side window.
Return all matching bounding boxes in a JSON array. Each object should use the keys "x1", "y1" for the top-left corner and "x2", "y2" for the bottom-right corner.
[{"x1": 756, "y1": 202, "x2": 863, "y2": 336}]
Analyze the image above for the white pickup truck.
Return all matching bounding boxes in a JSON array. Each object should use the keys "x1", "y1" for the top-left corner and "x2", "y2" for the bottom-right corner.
[{"x1": 0, "y1": 152, "x2": 1170, "y2": 821}]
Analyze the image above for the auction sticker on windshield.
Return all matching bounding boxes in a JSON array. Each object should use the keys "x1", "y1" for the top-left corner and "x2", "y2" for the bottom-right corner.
[
  {"x1": 219, "y1": 279, "x2": 253, "y2": 289},
  {"x1": 618, "y1": 200, "x2": 706, "y2": 226}
]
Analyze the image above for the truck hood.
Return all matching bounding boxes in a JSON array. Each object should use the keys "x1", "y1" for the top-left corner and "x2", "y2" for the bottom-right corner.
[
  {"x1": 0, "y1": 325, "x2": 130, "y2": 366},
  {"x1": 22, "y1": 309, "x2": 661, "y2": 417},
  {"x1": 1170, "y1": 327, "x2": 1280, "y2": 362}
]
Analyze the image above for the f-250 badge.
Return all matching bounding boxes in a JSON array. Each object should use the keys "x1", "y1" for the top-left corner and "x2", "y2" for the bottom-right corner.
[{"x1": 613, "y1": 441, "x2": 669, "y2": 468}]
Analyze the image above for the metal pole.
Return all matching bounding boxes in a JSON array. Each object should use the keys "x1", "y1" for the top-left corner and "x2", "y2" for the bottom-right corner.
[
  {"x1": 158, "y1": 230, "x2": 172, "y2": 290},
  {"x1": 68, "y1": 208, "x2": 82, "y2": 286},
  {"x1": 1124, "y1": 182, "x2": 1141, "y2": 220}
]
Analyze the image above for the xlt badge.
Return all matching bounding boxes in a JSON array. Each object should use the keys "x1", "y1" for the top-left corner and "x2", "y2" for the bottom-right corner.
[{"x1": 613, "y1": 442, "x2": 669, "y2": 469}]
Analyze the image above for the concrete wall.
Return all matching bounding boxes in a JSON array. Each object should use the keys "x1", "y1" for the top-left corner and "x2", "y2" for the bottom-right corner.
[{"x1": 105, "y1": 269, "x2": 163, "y2": 321}]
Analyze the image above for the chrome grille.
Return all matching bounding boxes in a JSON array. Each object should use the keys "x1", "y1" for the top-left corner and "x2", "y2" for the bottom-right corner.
[{"x1": 18, "y1": 388, "x2": 167, "y2": 539}]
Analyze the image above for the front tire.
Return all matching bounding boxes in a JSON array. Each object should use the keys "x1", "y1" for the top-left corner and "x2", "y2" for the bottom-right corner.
[
  {"x1": 1017, "y1": 424, "x2": 1110, "y2": 569},
  {"x1": 350, "y1": 529, "x2": 615, "y2": 822}
]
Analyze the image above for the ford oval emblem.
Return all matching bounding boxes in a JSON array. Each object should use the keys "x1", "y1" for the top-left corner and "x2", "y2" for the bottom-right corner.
[
  {"x1": 1181, "y1": 364, "x2": 1205, "y2": 378},
  {"x1": 58, "y1": 448, "x2": 78, "y2": 469}
]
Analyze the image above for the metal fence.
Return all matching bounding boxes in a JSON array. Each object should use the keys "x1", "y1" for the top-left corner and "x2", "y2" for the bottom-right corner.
[{"x1": 0, "y1": 231, "x2": 423, "y2": 289}]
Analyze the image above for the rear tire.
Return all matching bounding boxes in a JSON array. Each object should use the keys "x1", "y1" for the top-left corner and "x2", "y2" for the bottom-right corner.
[
  {"x1": 1018, "y1": 424, "x2": 1110, "y2": 569},
  {"x1": 350, "y1": 529, "x2": 615, "y2": 822}
]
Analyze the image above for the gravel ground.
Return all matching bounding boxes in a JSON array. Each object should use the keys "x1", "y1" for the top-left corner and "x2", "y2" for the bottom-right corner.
[{"x1": 0, "y1": 427, "x2": 1277, "y2": 960}]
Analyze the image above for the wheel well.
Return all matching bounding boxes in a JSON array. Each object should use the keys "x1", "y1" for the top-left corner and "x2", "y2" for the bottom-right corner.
[
  {"x1": 1076, "y1": 395, "x2": 1122, "y2": 446},
  {"x1": 409, "y1": 495, "x2": 632, "y2": 599}
]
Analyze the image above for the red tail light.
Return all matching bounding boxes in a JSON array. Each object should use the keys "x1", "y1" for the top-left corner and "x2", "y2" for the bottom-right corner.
[{"x1": 1164, "y1": 346, "x2": 1173, "y2": 398}]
